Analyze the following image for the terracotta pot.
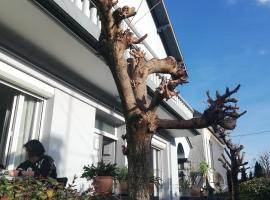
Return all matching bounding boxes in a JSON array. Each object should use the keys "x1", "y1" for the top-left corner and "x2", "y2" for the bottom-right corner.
[
  {"x1": 190, "y1": 187, "x2": 200, "y2": 197},
  {"x1": 181, "y1": 189, "x2": 190, "y2": 196},
  {"x1": 94, "y1": 176, "x2": 113, "y2": 196},
  {"x1": 1, "y1": 197, "x2": 10, "y2": 200},
  {"x1": 118, "y1": 180, "x2": 128, "y2": 194}
]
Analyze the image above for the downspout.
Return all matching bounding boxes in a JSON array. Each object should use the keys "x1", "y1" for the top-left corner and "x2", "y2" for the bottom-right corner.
[{"x1": 169, "y1": 143, "x2": 173, "y2": 199}]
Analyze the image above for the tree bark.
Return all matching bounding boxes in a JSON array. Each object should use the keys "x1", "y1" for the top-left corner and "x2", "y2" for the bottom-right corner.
[
  {"x1": 232, "y1": 170, "x2": 240, "y2": 200},
  {"x1": 158, "y1": 117, "x2": 209, "y2": 130},
  {"x1": 126, "y1": 126, "x2": 153, "y2": 200},
  {"x1": 227, "y1": 171, "x2": 232, "y2": 200},
  {"x1": 230, "y1": 170, "x2": 240, "y2": 200}
]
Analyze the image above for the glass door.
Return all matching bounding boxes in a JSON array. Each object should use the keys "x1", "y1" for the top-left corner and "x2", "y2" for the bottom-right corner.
[
  {"x1": 0, "y1": 82, "x2": 44, "y2": 169},
  {"x1": 0, "y1": 85, "x2": 17, "y2": 167},
  {"x1": 11, "y1": 94, "x2": 43, "y2": 168}
]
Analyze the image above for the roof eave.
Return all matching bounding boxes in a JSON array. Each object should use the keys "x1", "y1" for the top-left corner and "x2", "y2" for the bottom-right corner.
[{"x1": 146, "y1": 0, "x2": 185, "y2": 64}]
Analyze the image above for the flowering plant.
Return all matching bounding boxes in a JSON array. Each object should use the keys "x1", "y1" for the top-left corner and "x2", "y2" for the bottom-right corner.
[{"x1": 0, "y1": 175, "x2": 92, "y2": 200}]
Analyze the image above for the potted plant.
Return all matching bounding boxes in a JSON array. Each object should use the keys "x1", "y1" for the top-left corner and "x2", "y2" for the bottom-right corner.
[
  {"x1": 81, "y1": 161, "x2": 117, "y2": 196},
  {"x1": 116, "y1": 166, "x2": 128, "y2": 194},
  {"x1": 149, "y1": 175, "x2": 162, "y2": 196},
  {"x1": 199, "y1": 161, "x2": 209, "y2": 180},
  {"x1": 199, "y1": 161, "x2": 214, "y2": 196},
  {"x1": 190, "y1": 161, "x2": 209, "y2": 197},
  {"x1": 179, "y1": 178, "x2": 191, "y2": 195},
  {"x1": 189, "y1": 171, "x2": 201, "y2": 197}
]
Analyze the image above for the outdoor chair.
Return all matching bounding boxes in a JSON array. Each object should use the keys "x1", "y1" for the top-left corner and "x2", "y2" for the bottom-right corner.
[{"x1": 56, "y1": 177, "x2": 68, "y2": 187}]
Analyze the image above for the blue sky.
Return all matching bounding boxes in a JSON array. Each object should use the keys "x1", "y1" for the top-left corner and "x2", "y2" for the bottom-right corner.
[{"x1": 165, "y1": 0, "x2": 270, "y2": 167}]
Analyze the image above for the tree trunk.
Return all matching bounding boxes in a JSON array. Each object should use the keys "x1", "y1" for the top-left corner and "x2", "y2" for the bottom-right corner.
[
  {"x1": 127, "y1": 127, "x2": 153, "y2": 200},
  {"x1": 227, "y1": 171, "x2": 232, "y2": 200},
  {"x1": 230, "y1": 171, "x2": 240, "y2": 200},
  {"x1": 230, "y1": 175, "x2": 235, "y2": 200}
]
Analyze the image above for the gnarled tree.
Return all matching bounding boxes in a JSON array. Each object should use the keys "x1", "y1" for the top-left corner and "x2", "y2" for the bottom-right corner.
[
  {"x1": 95, "y1": 1, "x2": 246, "y2": 199},
  {"x1": 218, "y1": 128, "x2": 248, "y2": 200}
]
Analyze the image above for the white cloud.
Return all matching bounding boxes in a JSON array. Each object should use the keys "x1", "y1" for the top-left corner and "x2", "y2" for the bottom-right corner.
[
  {"x1": 226, "y1": 0, "x2": 270, "y2": 6},
  {"x1": 257, "y1": 0, "x2": 270, "y2": 5}
]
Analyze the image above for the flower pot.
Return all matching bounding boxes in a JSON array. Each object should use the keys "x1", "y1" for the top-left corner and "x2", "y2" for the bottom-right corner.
[
  {"x1": 190, "y1": 187, "x2": 200, "y2": 197},
  {"x1": 181, "y1": 189, "x2": 190, "y2": 196},
  {"x1": 118, "y1": 180, "x2": 128, "y2": 194},
  {"x1": 94, "y1": 176, "x2": 113, "y2": 196}
]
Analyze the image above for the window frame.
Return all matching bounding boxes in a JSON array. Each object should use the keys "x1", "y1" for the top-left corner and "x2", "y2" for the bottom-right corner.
[
  {"x1": 151, "y1": 135, "x2": 167, "y2": 198},
  {"x1": 0, "y1": 83, "x2": 46, "y2": 169},
  {"x1": 0, "y1": 53, "x2": 54, "y2": 169}
]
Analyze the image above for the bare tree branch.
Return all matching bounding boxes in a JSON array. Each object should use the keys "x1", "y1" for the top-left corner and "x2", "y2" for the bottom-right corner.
[
  {"x1": 157, "y1": 85, "x2": 246, "y2": 130},
  {"x1": 157, "y1": 117, "x2": 209, "y2": 130},
  {"x1": 147, "y1": 77, "x2": 184, "y2": 112},
  {"x1": 147, "y1": 90, "x2": 163, "y2": 112},
  {"x1": 240, "y1": 162, "x2": 248, "y2": 166},
  {"x1": 97, "y1": 2, "x2": 150, "y2": 116},
  {"x1": 113, "y1": 6, "x2": 137, "y2": 24},
  {"x1": 203, "y1": 85, "x2": 246, "y2": 130},
  {"x1": 218, "y1": 158, "x2": 231, "y2": 171},
  {"x1": 145, "y1": 57, "x2": 188, "y2": 80},
  {"x1": 222, "y1": 153, "x2": 232, "y2": 169},
  {"x1": 225, "y1": 148, "x2": 232, "y2": 160}
]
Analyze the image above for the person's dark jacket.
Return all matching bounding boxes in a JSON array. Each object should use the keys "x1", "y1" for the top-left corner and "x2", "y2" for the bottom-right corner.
[{"x1": 17, "y1": 155, "x2": 57, "y2": 179}]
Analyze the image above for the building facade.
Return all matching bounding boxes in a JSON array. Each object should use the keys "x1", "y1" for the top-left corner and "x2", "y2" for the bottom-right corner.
[{"x1": 187, "y1": 128, "x2": 228, "y2": 192}]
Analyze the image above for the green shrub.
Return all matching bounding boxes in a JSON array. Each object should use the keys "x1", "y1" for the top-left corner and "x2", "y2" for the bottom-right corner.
[
  {"x1": 116, "y1": 166, "x2": 128, "y2": 181},
  {"x1": 0, "y1": 175, "x2": 93, "y2": 200},
  {"x1": 199, "y1": 161, "x2": 209, "y2": 176},
  {"x1": 81, "y1": 161, "x2": 117, "y2": 181},
  {"x1": 240, "y1": 177, "x2": 270, "y2": 200}
]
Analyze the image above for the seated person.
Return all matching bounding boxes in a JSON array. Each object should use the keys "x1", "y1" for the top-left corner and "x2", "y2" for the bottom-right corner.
[
  {"x1": 15, "y1": 139, "x2": 57, "y2": 179},
  {"x1": 0, "y1": 163, "x2": 5, "y2": 170},
  {"x1": 0, "y1": 163, "x2": 5, "y2": 175}
]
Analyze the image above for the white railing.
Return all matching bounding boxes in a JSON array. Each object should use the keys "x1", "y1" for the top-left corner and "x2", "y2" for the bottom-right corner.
[
  {"x1": 72, "y1": 0, "x2": 101, "y2": 28},
  {"x1": 53, "y1": 0, "x2": 101, "y2": 39}
]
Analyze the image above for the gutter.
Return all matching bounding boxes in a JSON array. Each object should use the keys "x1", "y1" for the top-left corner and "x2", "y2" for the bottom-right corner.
[{"x1": 160, "y1": 0, "x2": 186, "y2": 63}]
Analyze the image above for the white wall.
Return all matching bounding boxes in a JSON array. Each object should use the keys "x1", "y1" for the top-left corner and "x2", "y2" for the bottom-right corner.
[
  {"x1": 48, "y1": 89, "x2": 96, "y2": 191},
  {"x1": 210, "y1": 136, "x2": 228, "y2": 190},
  {"x1": 202, "y1": 128, "x2": 228, "y2": 190}
]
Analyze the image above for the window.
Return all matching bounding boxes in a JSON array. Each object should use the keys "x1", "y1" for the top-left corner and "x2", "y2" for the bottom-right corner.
[
  {"x1": 209, "y1": 141, "x2": 214, "y2": 169},
  {"x1": 0, "y1": 82, "x2": 44, "y2": 168},
  {"x1": 102, "y1": 137, "x2": 115, "y2": 163},
  {"x1": 95, "y1": 117, "x2": 115, "y2": 135},
  {"x1": 152, "y1": 147, "x2": 162, "y2": 197},
  {"x1": 94, "y1": 112, "x2": 117, "y2": 164}
]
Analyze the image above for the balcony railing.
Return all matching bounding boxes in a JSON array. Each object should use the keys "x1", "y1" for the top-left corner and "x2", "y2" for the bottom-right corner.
[
  {"x1": 52, "y1": 0, "x2": 194, "y2": 119},
  {"x1": 72, "y1": 0, "x2": 101, "y2": 28},
  {"x1": 53, "y1": 0, "x2": 101, "y2": 39}
]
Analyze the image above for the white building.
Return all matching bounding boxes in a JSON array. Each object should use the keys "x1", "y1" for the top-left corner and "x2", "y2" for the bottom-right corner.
[
  {"x1": 0, "y1": 0, "x2": 226, "y2": 199},
  {"x1": 187, "y1": 128, "x2": 228, "y2": 192}
]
